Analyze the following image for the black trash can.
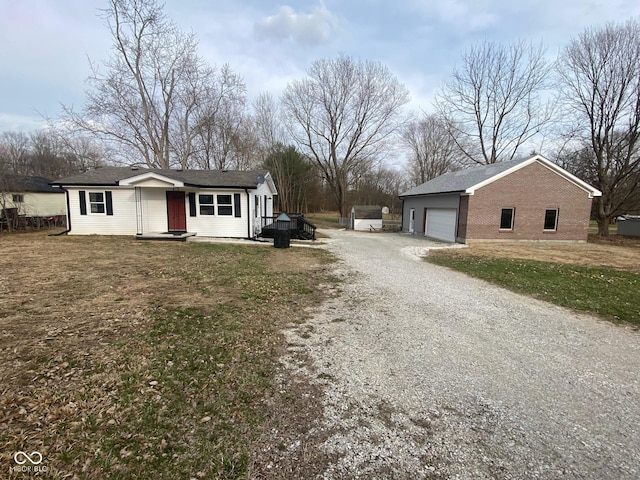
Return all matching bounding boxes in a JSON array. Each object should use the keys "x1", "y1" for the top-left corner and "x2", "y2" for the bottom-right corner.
[{"x1": 274, "y1": 212, "x2": 291, "y2": 249}]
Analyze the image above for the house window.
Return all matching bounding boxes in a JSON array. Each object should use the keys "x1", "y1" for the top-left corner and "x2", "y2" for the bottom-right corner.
[
  {"x1": 12, "y1": 194, "x2": 24, "y2": 203},
  {"x1": 544, "y1": 208, "x2": 559, "y2": 231},
  {"x1": 217, "y1": 195, "x2": 232, "y2": 216},
  {"x1": 89, "y1": 192, "x2": 105, "y2": 214},
  {"x1": 500, "y1": 208, "x2": 515, "y2": 230},
  {"x1": 199, "y1": 194, "x2": 214, "y2": 215}
]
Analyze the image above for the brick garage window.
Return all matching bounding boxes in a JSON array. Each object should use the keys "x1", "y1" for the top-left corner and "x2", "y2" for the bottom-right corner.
[
  {"x1": 544, "y1": 209, "x2": 559, "y2": 231},
  {"x1": 500, "y1": 208, "x2": 515, "y2": 230}
]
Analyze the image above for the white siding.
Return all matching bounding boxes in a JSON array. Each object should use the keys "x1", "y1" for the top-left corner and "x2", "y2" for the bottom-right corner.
[
  {"x1": 3, "y1": 192, "x2": 66, "y2": 216},
  {"x1": 186, "y1": 189, "x2": 248, "y2": 238},
  {"x1": 354, "y1": 218, "x2": 382, "y2": 231},
  {"x1": 251, "y1": 182, "x2": 275, "y2": 236},
  {"x1": 140, "y1": 189, "x2": 168, "y2": 233},
  {"x1": 66, "y1": 184, "x2": 277, "y2": 238},
  {"x1": 68, "y1": 188, "x2": 137, "y2": 235}
]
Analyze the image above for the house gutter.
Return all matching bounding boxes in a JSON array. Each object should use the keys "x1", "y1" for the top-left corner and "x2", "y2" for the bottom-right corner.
[{"x1": 49, "y1": 185, "x2": 72, "y2": 236}]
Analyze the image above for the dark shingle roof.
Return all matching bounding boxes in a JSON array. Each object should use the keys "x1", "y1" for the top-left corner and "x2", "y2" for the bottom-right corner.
[
  {"x1": 399, "y1": 158, "x2": 529, "y2": 197},
  {"x1": 352, "y1": 205, "x2": 382, "y2": 219},
  {"x1": 52, "y1": 167, "x2": 270, "y2": 188},
  {"x1": 2, "y1": 175, "x2": 61, "y2": 193}
]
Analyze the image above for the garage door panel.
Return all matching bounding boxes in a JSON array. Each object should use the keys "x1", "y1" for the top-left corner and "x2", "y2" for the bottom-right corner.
[{"x1": 426, "y1": 208, "x2": 457, "y2": 242}]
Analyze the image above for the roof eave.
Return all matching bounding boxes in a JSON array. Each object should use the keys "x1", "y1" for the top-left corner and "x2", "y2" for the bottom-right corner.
[
  {"x1": 464, "y1": 155, "x2": 602, "y2": 197},
  {"x1": 399, "y1": 190, "x2": 465, "y2": 198}
]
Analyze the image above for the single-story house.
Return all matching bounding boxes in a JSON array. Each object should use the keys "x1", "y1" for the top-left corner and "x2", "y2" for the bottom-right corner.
[
  {"x1": 351, "y1": 205, "x2": 383, "y2": 231},
  {"x1": 398, "y1": 154, "x2": 602, "y2": 243},
  {"x1": 1, "y1": 175, "x2": 66, "y2": 218},
  {"x1": 51, "y1": 167, "x2": 277, "y2": 239}
]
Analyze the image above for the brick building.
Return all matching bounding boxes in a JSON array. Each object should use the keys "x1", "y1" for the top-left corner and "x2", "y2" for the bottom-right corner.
[{"x1": 399, "y1": 155, "x2": 601, "y2": 243}]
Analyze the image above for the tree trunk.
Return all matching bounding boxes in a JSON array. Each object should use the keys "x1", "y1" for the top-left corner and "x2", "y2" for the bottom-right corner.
[{"x1": 596, "y1": 217, "x2": 610, "y2": 236}]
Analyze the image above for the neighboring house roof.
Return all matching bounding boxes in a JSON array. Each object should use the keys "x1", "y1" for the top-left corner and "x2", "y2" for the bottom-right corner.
[
  {"x1": 399, "y1": 155, "x2": 602, "y2": 198},
  {"x1": 2, "y1": 175, "x2": 61, "y2": 193},
  {"x1": 352, "y1": 205, "x2": 383, "y2": 219},
  {"x1": 52, "y1": 167, "x2": 273, "y2": 189}
]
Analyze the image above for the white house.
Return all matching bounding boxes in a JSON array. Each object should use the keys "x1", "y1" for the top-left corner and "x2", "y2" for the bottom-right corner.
[
  {"x1": 1, "y1": 175, "x2": 66, "y2": 219},
  {"x1": 51, "y1": 167, "x2": 278, "y2": 239}
]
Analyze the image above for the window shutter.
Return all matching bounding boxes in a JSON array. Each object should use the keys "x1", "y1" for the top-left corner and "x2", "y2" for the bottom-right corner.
[
  {"x1": 105, "y1": 191, "x2": 113, "y2": 215},
  {"x1": 234, "y1": 193, "x2": 241, "y2": 217},
  {"x1": 79, "y1": 191, "x2": 87, "y2": 215},
  {"x1": 188, "y1": 192, "x2": 196, "y2": 217}
]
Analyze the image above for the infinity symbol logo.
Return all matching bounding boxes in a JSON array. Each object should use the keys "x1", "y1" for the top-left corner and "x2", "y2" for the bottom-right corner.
[{"x1": 14, "y1": 451, "x2": 43, "y2": 465}]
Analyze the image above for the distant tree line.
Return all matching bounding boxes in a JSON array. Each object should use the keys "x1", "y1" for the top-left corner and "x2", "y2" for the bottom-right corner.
[
  {"x1": 0, "y1": 130, "x2": 104, "y2": 179},
  {"x1": 5, "y1": 0, "x2": 638, "y2": 234}
]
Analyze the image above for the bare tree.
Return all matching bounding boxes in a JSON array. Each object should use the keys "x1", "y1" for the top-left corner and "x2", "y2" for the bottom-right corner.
[
  {"x1": 61, "y1": 0, "x2": 240, "y2": 169},
  {"x1": 188, "y1": 64, "x2": 249, "y2": 170},
  {"x1": 0, "y1": 131, "x2": 30, "y2": 174},
  {"x1": 435, "y1": 40, "x2": 553, "y2": 165},
  {"x1": 402, "y1": 112, "x2": 462, "y2": 186},
  {"x1": 281, "y1": 55, "x2": 410, "y2": 216},
  {"x1": 252, "y1": 92, "x2": 287, "y2": 161},
  {"x1": 557, "y1": 20, "x2": 640, "y2": 235}
]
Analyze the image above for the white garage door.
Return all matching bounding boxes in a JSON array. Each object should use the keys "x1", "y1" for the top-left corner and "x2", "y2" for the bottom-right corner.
[{"x1": 425, "y1": 208, "x2": 457, "y2": 242}]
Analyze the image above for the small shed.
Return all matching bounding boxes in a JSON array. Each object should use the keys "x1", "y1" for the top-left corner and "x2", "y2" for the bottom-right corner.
[
  {"x1": 351, "y1": 205, "x2": 383, "y2": 231},
  {"x1": 617, "y1": 216, "x2": 640, "y2": 237}
]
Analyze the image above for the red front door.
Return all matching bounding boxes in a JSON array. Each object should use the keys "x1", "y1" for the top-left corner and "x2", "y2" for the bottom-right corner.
[{"x1": 166, "y1": 191, "x2": 186, "y2": 231}]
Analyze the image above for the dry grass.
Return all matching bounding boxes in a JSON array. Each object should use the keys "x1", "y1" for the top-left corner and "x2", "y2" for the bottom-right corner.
[
  {"x1": 456, "y1": 234, "x2": 640, "y2": 272},
  {"x1": 0, "y1": 231, "x2": 337, "y2": 479}
]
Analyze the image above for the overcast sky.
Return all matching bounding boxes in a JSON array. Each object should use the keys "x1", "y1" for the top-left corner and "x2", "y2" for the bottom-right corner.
[{"x1": 1, "y1": 0, "x2": 639, "y2": 133}]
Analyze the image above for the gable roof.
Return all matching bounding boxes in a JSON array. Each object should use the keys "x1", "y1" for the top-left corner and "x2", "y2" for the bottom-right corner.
[
  {"x1": 52, "y1": 167, "x2": 273, "y2": 190},
  {"x1": 352, "y1": 205, "x2": 383, "y2": 219},
  {"x1": 399, "y1": 155, "x2": 602, "y2": 198},
  {"x1": 2, "y1": 175, "x2": 61, "y2": 193}
]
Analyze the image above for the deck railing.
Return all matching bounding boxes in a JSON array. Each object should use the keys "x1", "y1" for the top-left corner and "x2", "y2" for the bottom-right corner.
[{"x1": 260, "y1": 213, "x2": 316, "y2": 240}]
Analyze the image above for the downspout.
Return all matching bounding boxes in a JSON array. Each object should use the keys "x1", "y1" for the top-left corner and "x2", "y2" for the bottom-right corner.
[
  {"x1": 400, "y1": 197, "x2": 404, "y2": 232},
  {"x1": 245, "y1": 188, "x2": 251, "y2": 239},
  {"x1": 49, "y1": 186, "x2": 71, "y2": 236}
]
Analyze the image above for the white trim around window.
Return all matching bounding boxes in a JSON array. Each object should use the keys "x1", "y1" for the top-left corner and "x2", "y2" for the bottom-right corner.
[
  {"x1": 500, "y1": 207, "x2": 515, "y2": 230},
  {"x1": 88, "y1": 192, "x2": 106, "y2": 214},
  {"x1": 543, "y1": 208, "x2": 559, "y2": 231}
]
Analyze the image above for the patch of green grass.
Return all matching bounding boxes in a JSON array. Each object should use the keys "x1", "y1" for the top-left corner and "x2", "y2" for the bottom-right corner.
[
  {"x1": 427, "y1": 254, "x2": 640, "y2": 324},
  {"x1": 305, "y1": 212, "x2": 343, "y2": 229}
]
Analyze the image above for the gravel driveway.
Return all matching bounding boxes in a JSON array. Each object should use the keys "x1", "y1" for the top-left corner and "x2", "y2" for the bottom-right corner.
[{"x1": 270, "y1": 229, "x2": 640, "y2": 479}]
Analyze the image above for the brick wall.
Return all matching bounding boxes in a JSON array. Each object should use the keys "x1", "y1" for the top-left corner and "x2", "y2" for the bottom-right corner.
[{"x1": 464, "y1": 161, "x2": 594, "y2": 241}]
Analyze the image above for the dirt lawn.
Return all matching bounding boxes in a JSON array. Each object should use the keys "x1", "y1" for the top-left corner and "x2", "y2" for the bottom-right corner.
[
  {"x1": 447, "y1": 235, "x2": 640, "y2": 272},
  {"x1": 0, "y1": 230, "x2": 333, "y2": 478}
]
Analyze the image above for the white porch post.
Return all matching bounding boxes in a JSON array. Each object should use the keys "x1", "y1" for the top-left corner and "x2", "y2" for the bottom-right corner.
[{"x1": 135, "y1": 186, "x2": 143, "y2": 235}]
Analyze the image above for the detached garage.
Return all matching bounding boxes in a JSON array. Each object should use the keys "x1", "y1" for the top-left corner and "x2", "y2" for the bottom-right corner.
[{"x1": 399, "y1": 155, "x2": 601, "y2": 243}]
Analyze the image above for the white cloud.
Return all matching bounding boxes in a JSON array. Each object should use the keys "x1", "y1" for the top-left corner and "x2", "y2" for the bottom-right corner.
[
  {"x1": 405, "y1": 0, "x2": 498, "y2": 32},
  {"x1": 0, "y1": 112, "x2": 47, "y2": 132},
  {"x1": 253, "y1": 2, "x2": 341, "y2": 46}
]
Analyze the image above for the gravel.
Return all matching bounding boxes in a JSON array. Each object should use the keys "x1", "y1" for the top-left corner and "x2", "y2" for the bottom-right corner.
[{"x1": 277, "y1": 229, "x2": 640, "y2": 479}]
